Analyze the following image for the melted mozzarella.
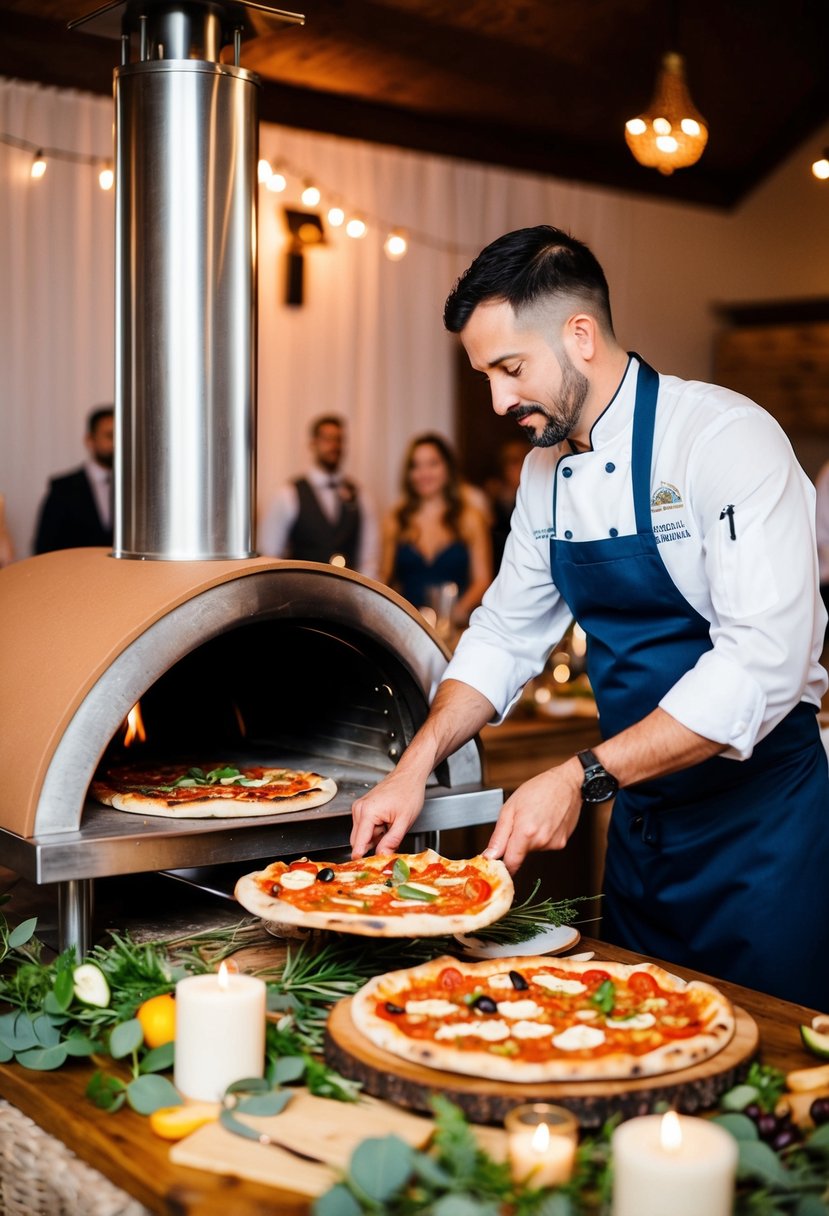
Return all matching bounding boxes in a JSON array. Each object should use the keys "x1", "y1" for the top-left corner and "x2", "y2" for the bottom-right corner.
[
  {"x1": 606, "y1": 1013, "x2": 656, "y2": 1031},
  {"x1": 404, "y1": 999, "x2": 457, "y2": 1017},
  {"x1": 435, "y1": 876, "x2": 466, "y2": 886},
  {"x1": 575, "y1": 1009, "x2": 599, "y2": 1021},
  {"x1": 277, "y1": 869, "x2": 317, "y2": 890},
  {"x1": 496, "y1": 999, "x2": 543, "y2": 1020},
  {"x1": 389, "y1": 899, "x2": 433, "y2": 908},
  {"x1": 531, "y1": 975, "x2": 587, "y2": 995},
  {"x1": 329, "y1": 896, "x2": 364, "y2": 906},
  {"x1": 435, "y1": 1019, "x2": 510, "y2": 1042},
  {"x1": 552, "y1": 1025, "x2": 606, "y2": 1051},
  {"x1": 351, "y1": 883, "x2": 389, "y2": 897},
  {"x1": 487, "y1": 974, "x2": 515, "y2": 989},
  {"x1": 511, "y1": 1020, "x2": 554, "y2": 1040},
  {"x1": 334, "y1": 870, "x2": 360, "y2": 883}
]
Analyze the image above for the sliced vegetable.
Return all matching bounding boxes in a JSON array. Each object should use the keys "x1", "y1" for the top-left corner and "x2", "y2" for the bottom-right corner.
[
  {"x1": 786, "y1": 1062, "x2": 829, "y2": 1092},
  {"x1": 72, "y1": 963, "x2": 111, "y2": 1008},
  {"x1": 800, "y1": 1024, "x2": 829, "y2": 1060},
  {"x1": 149, "y1": 1101, "x2": 219, "y2": 1140}
]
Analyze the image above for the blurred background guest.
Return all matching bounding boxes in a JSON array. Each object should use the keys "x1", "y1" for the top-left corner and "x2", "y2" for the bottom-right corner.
[
  {"x1": 33, "y1": 405, "x2": 114, "y2": 554},
  {"x1": 259, "y1": 414, "x2": 379, "y2": 578},
  {"x1": 485, "y1": 437, "x2": 527, "y2": 574},
  {"x1": 381, "y1": 432, "x2": 492, "y2": 628}
]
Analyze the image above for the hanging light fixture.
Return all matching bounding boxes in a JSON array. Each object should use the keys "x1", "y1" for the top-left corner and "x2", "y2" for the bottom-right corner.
[
  {"x1": 625, "y1": 52, "x2": 708, "y2": 175},
  {"x1": 811, "y1": 149, "x2": 829, "y2": 181},
  {"x1": 30, "y1": 149, "x2": 47, "y2": 179}
]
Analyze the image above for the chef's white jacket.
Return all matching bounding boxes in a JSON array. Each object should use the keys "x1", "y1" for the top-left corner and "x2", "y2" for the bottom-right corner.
[{"x1": 445, "y1": 357, "x2": 828, "y2": 760}]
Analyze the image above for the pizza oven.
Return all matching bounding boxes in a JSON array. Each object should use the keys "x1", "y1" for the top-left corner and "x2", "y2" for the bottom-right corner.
[{"x1": 0, "y1": 551, "x2": 500, "y2": 952}]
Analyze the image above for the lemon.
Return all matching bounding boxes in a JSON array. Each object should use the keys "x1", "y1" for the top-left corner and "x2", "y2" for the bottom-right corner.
[
  {"x1": 137, "y1": 993, "x2": 177, "y2": 1048},
  {"x1": 149, "y1": 1102, "x2": 219, "y2": 1140}
]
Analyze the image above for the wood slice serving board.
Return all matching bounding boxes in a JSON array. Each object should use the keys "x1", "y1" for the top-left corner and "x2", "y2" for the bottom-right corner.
[{"x1": 325, "y1": 998, "x2": 759, "y2": 1129}]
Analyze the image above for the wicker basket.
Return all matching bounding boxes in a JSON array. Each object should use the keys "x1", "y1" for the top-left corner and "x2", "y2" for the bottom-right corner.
[{"x1": 0, "y1": 1099, "x2": 151, "y2": 1216}]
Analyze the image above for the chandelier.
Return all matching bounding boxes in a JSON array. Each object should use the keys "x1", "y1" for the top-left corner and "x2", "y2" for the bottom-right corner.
[{"x1": 625, "y1": 52, "x2": 708, "y2": 175}]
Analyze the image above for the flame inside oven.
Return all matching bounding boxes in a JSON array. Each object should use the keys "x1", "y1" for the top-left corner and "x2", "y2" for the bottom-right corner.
[{"x1": 123, "y1": 702, "x2": 147, "y2": 748}]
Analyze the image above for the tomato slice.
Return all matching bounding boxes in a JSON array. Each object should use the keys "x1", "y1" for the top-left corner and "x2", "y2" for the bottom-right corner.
[
  {"x1": 628, "y1": 971, "x2": 660, "y2": 997},
  {"x1": 463, "y1": 876, "x2": 492, "y2": 903},
  {"x1": 288, "y1": 860, "x2": 319, "y2": 874},
  {"x1": 438, "y1": 967, "x2": 464, "y2": 990},
  {"x1": 580, "y1": 969, "x2": 612, "y2": 986}
]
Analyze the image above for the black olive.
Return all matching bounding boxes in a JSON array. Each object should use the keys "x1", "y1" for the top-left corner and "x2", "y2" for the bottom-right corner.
[
  {"x1": 771, "y1": 1126, "x2": 801, "y2": 1152},
  {"x1": 743, "y1": 1102, "x2": 762, "y2": 1122},
  {"x1": 316, "y1": 867, "x2": 335, "y2": 882},
  {"x1": 509, "y1": 970, "x2": 528, "y2": 991},
  {"x1": 269, "y1": 882, "x2": 281, "y2": 897},
  {"x1": 384, "y1": 1002, "x2": 405, "y2": 1015},
  {"x1": 810, "y1": 1096, "x2": 829, "y2": 1125},
  {"x1": 756, "y1": 1112, "x2": 780, "y2": 1142},
  {"x1": 473, "y1": 995, "x2": 498, "y2": 1014}
]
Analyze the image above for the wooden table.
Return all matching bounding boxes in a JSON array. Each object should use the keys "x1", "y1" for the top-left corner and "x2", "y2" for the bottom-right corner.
[{"x1": 0, "y1": 936, "x2": 821, "y2": 1216}]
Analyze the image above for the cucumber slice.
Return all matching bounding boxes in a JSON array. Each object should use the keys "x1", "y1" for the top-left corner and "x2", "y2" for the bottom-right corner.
[
  {"x1": 800, "y1": 1024, "x2": 829, "y2": 1060},
  {"x1": 73, "y1": 963, "x2": 111, "y2": 1008}
]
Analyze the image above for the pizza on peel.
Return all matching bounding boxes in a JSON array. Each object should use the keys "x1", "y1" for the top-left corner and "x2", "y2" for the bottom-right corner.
[
  {"x1": 350, "y1": 955, "x2": 735, "y2": 1082},
  {"x1": 234, "y1": 849, "x2": 514, "y2": 937},
  {"x1": 90, "y1": 762, "x2": 337, "y2": 819}
]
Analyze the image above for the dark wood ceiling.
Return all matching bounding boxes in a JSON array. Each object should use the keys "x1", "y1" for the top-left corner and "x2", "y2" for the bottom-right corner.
[{"x1": 2, "y1": 0, "x2": 828, "y2": 209}]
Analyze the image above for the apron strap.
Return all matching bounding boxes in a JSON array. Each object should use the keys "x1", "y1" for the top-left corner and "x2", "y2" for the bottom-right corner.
[{"x1": 629, "y1": 355, "x2": 661, "y2": 535}]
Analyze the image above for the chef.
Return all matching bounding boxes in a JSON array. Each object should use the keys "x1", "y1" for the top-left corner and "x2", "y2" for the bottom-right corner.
[{"x1": 352, "y1": 224, "x2": 829, "y2": 1011}]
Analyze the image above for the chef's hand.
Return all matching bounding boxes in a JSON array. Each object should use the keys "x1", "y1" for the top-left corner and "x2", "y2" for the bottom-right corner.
[
  {"x1": 351, "y1": 765, "x2": 427, "y2": 858},
  {"x1": 483, "y1": 759, "x2": 584, "y2": 874}
]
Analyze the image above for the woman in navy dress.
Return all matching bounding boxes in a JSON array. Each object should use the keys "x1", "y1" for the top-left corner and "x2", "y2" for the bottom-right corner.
[{"x1": 381, "y1": 433, "x2": 492, "y2": 629}]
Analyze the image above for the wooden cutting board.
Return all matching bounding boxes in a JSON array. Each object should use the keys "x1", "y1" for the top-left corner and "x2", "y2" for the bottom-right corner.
[{"x1": 325, "y1": 998, "x2": 759, "y2": 1129}]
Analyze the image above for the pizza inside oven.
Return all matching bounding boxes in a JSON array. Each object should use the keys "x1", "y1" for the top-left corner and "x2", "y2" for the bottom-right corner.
[{"x1": 350, "y1": 956, "x2": 736, "y2": 1082}]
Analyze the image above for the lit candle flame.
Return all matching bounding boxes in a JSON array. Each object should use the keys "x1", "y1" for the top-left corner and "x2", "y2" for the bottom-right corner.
[
  {"x1": 660, "y1": 1109, "x2": 683, "y2": 1152},
  {"x1": 217, "y1": 961, "x2": 230, "y2": 991},
  {"x1": 123, "y1": 702, "x2": 146, "y2": 747},
  {"x1": 531, "y1": 1121, "x2": 551, "y2": 1153}
]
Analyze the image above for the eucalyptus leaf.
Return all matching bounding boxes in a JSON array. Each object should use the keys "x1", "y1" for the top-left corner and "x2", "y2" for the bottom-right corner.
[
  {"x1": 32, "y1": 1014, "x2": 61, "y2": 1048},
  {"x1": 350, "y1": 1135, "x2": 414, "y2": 1202},
  {"x1": 126, "y1": 1073, "x2": 182, "y2": 1115},
  {"x1": 431, "y1": 1196, "x2": 500, "y2": 1216},
  {"x1": 794, "y1": 1197, "x2": 829, "y2": 1216},
  {"x1": 8, "y1": 917, "x2": 38, "y2": 949},
  {"x1": 63, "y1": 1035, "x2": 96, "y2": 1057},
  {"x1": 806, "y1": 1122, "x2": 829, "y2": 1151},
  {"x1": 109, "y1": 1018, "x2": 144, "y2": 1059},
  {"x1": 220, "y1": 1106, "x2": 265, "y2": 1142},
  {"x1": 0, "y1": 1012, "x2": 38, "y2": 1051},
  {"x1": 535, "y1": 1194, "x2": 576, "y2": 1216},
  {"x1": 140, "y1": 1041, "x2": 175, "y2": 1073},
  {"x1": 272, "y1": 1055, "x2": 306, "y2": 1084},
  {"x1": 312, "y1": 1183, "x2": 363, "y2": 1216},
  {"x1": 737, "y1": 1139, "x2": 794, "y2": 1189},
  {"x1": 86, "y1": 1071, "x2": 127, "y2": 1112},
  {"x1": 236, "y1": 1090, "x2": 293, "y2": 1117},
  {"x1": 43, "y1": 991, "x2": 69, "y2": 1016},
  {"x1": 16, "y1": 1043, "x2": 69, "y2": 1071},
  {"x1": 411, "y1": 1150, "x2": 453, "y2": 1188},
  {"x1": 0, "y1": 1041, "x2": 12, "y2": 1063},
  {"x1": 712, "y1": 1112, "x2": 760, "y2": 1141},
  {"x1": 719, "y1": 1084, "x2": 760, "y2": 1112},
  {"x1": 226, "y1": 1076, "x2": 271, "y2": 1095}
]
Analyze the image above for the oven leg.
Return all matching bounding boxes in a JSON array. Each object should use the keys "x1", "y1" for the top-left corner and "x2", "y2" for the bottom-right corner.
[
  {"x1": 57, "y1": 879, "x2": 94, "y2": 957},
  {"x1": 404, "y1": 831, "x2": 439, "y2": 853}
]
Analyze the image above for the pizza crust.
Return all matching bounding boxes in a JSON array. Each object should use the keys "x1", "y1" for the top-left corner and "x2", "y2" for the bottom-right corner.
[
  {"x1": 91, "y1": 771, "x2": 337, "y2": 820},
  {"x1": 350, "y1": 955, "x2": 736, "y2": 1083},
  {"x1": 234, "y1": 849, "x2": 514, "y2": 938}
]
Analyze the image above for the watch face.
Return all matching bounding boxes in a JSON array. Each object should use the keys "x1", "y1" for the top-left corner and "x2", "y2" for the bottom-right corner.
[{"x1": 584, "y1": 773, "x2": 618, "y2": 803}]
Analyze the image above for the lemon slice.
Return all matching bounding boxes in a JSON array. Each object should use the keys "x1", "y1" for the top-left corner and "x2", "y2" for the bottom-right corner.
[{"x1": 149, "y1": 1102, "x2": 220, "y2": 1140}]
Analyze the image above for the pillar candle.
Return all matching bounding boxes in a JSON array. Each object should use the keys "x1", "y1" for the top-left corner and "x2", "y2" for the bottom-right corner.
[
  {"x1": 612, "y1": 1112, "x2": 738, "y2": 1216},
  {"x1": 505, "y1": 1103, "x2": 578, "y2": 1187},
  {"x1": 174, "y1": 964, "x2": 266, "y2": 1102}
]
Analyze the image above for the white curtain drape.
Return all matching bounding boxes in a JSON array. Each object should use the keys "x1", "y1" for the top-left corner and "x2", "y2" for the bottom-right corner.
[{"x1": 8, "y1": 75, "x2": 827, "y2": 563}]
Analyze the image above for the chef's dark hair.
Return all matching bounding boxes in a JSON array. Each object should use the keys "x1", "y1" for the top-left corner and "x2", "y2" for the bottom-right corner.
[{"x1": 443, "y1": 225, "x2": 614, "y2": 335}]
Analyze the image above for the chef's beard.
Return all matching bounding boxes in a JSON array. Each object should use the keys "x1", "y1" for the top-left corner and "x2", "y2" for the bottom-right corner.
[{"x1": 511, "y1": 356, "x2": 590, "y2": 448}]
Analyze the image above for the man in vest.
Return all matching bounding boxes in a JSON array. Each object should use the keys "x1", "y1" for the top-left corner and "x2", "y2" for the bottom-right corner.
[{"x1": 260, "y1": 414, "x2": 379, "y2": 577}]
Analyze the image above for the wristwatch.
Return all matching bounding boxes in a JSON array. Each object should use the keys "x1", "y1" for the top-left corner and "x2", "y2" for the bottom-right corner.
[{"x1": 576, "y1": 749, "x2": 619, "y2": 804}]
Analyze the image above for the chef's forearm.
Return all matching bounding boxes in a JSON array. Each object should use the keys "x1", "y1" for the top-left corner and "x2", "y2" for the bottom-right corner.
[
  {"x1": 402, "y1": 678, "x2": 495, "y2": 777},
  {"x1": 588, "y1": 707, "x2": 724, "y2": 791}
]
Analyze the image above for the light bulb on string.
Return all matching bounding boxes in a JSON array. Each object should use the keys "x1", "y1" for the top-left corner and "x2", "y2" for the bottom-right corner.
[
  {"x1": 384, "y1": 230, "x2": 408, "y2": 261},
  {"x1": 30, "y1": 149, "x2": 47, "y2": 179},
  {"x1": 98, "y1": 163, "x2": 114, "y2": 190},
  {"x1": 257, "y1": 158, "x2": 272, "y2": 183},
  {"x1": 266, "y1": 171, "x2": 287, "y2": 193},
  {"x1": 812, "y1": 149, "x2": 829, "y2": 180},
  {"x1": 301, "y1": 181, "x2": 321, "y2": 206},
  {"x1": 346, "y1": 216, "x2": 367, "y2": 239},
  {"x1": 327, "y1": 205, "x2": 345, "y2": 227}
]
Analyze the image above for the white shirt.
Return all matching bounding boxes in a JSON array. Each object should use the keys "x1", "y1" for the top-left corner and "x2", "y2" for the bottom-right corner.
[
  {"x1": 259, "y1": 466, "x2": 380, "y2": 579},
  {"x1": 85, "y1": 460, "x2": 112, "y2": 529},
  {"x1": 814, "y1": 461, "x2": 829, "y2": 585},
  {"x1": 446, "y1": 357, "x2": 828, "y2": 760}
]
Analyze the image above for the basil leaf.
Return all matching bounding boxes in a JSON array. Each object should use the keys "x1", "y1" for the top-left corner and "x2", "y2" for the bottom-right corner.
[
  {"x1": 392, "y1": 858, "x2": 410, "y2": 884},
  {"x1": 395, "y1": 884, "x2": 437, "y2": 903},
  {"x1": 591, "y1": 980, "x2": 616, "y2": 1015}
]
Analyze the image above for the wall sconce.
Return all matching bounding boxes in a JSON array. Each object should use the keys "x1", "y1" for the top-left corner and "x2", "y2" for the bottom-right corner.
[{"x1": 282, "y1": 208, "x2": 325, "y2": 306}]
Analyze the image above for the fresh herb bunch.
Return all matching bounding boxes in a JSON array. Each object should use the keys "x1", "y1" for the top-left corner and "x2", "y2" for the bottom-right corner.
[{"x1": 471, "y1": 882, "x2": 601, "y2": 945}]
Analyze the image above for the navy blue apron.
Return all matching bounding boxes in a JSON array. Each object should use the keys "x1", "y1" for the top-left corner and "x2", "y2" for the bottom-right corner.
[{"x1": 550, "y1": 356, "x2": 829, "y2": 1010}]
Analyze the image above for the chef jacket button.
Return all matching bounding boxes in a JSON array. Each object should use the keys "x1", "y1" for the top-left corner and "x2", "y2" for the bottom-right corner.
[
  {"x1": 609, "y1": 528, "x2": 618, "y2": 537},
  {"x1": 562, "y1": 467, "x2": 573, "y2": 478},
  {"x1": 605, "y1": 462, "x2": 616, "y2": 473},
  {"x1": 564, "y1": 530, "x2": 573, "y2": 539}
]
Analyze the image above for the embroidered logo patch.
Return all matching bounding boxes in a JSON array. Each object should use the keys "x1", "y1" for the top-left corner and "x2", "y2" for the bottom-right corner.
[
  {"x1": 533, "y1": 527, "x2": 556, "y2": 541},
  {"x1": 651, "y1": 482, "x2": 683, "y2": 511}
]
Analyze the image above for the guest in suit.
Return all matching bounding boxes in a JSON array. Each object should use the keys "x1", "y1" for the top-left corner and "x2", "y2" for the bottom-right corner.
[
  {"x1": 259, "y1": 414, "x2": 379, "y2": 577},
  {"x1": 381, "y1": 432, "x2": 492, "y2": 627},
  {"x1": 33, "y1": 406, "x2": 115, "y2": 554}
]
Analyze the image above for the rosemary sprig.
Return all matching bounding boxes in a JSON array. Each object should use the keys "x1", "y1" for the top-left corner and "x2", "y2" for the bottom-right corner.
[{"x1": 468, "y1": 880, "x2": 602, "y2": 944}]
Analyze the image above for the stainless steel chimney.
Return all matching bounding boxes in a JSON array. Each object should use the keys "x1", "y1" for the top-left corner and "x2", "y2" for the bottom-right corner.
[{"x1": 70, "y1": 0, "x2": 304, "y2": 560}]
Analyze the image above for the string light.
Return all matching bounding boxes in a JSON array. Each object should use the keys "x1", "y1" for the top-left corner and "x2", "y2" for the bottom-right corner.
[
  {"x1": 265, "y1": 170, "x2": 287, "y2": 193},
  {"x1": 812, "y1": 149, "x2": 829, "y2": 181},
  {"x1": 383, "y1": 229, "x2": 408, "y2": 261},
  {"x1": 257, "y1": 158, "x2": 272, "y2": 182},
  {"x1": 98, "y1": 163, "x2": 114, "y2": 190},
  {"x1": 345, "y1": 216, "x2": 367, "y2": 239},
  {"x1": 327, "y1": 205, "x2": 345, "y2": 227},
  {"x1": 30, "y1": 149, "x2": 47, "y2": 179},
  {"x1": 300, "y1": 180, "x2": 321, "y2": 206}
]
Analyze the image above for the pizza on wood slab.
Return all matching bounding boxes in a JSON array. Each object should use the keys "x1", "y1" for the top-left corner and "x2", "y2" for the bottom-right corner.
[
  {"x1": 234, "y1": 849, "x2": 514, "y2": 937},
  {"x1": 350, "y1": 955, "x2": 735, "y2": 1082},
  {"x1": 90, "y1": 762, "x2": 337, "y2": 819}
]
